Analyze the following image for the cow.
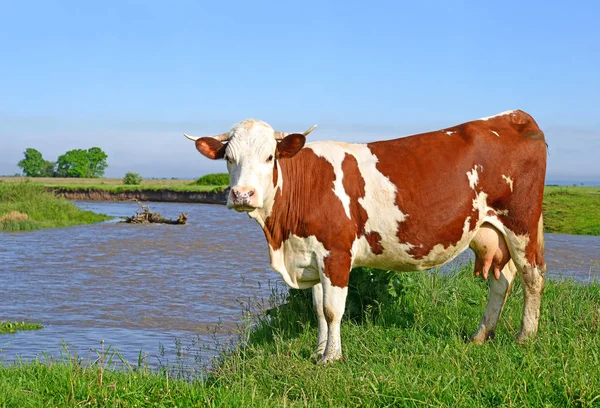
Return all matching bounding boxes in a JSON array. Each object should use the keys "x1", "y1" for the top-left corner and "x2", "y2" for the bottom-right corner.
[{"x1": 184, "y1": 109, "x2": 547, "y2": 363}]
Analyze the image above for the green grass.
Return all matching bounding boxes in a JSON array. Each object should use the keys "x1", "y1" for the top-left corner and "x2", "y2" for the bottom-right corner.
[
  {"x1": 0, "y1": 176, "x2": 227, "y2": 193},
  {"x1": 1, "y1": 266, "x2": 599, "y2": 406},
  {"x1": 543, "y1": 186, "x2": 600, "y2": 235},
  {"x1": 0, "y1": 321, "x2": 43, "y2": 334},
  {"x1": 0, "y1": 183, "x2": 111, "y2": 231}
]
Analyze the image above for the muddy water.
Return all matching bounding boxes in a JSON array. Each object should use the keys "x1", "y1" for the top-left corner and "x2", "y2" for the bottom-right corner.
[{"x1": 1, "y1": 201, "x2": 599, "y2": 367}]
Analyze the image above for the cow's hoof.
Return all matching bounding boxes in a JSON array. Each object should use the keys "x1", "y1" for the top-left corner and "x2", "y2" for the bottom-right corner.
[
  {"x1": 470, "y1": 334, "x2": 486, "y2": 345},
  {"x1": 515, "y1": 331, "x2": 536, "y2": 345},
  {"x1": 318, "y1": 354, "x2": 343, "y2": 364},
  {"x1": 470, "y1": 330, "x2": 494, "y2": 345}
]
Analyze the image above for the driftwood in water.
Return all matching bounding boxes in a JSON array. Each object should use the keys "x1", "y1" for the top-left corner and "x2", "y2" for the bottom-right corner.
[{"x1": 123, "y1": 200, "x2": 187, "y2": 225}]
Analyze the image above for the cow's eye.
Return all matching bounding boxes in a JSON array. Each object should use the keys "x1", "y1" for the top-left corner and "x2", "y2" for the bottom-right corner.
[
  {"x1": 266, "y1": 155, "x2": 274, "y2": 163},
  {"x1": 225, "y1": 155, "x2": 233, "y2": 164}
]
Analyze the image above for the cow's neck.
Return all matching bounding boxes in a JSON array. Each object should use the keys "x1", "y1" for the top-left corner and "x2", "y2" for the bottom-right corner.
[{"x1": 247, "y1": 158, "x2": 299, "y2": 251}]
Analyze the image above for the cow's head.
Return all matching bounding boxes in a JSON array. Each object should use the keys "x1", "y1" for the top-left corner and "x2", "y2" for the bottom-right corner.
[{"x1": 185, "y1": 119, "x2": 316, "y2": 212}]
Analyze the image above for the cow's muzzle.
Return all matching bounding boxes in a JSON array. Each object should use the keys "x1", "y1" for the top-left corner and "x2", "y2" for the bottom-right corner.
[{"x1": 228, "y1": 187, "x2": 258, "y2": 211}]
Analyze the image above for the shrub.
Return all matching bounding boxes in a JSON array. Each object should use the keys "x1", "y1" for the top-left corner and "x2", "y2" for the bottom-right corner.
[
  {"x1": 193, "y1": 173, "x2": 229, "y2": 186},
  {"x1": 123, "y1": 172, "x2": 143, "y2": 185}
]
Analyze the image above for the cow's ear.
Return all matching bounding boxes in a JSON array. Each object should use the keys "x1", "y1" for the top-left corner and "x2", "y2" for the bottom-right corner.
[
  {"x1": 196, "y1": 138, "x2": 226, "y2": 160},
  {"x1": 276, "y1": 133, "x2": 305, "y2": 159}
]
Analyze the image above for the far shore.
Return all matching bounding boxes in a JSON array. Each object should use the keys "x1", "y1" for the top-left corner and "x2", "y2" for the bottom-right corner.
[{"x1": 1, "y1": 178, "x2": 599, "y2": 236}]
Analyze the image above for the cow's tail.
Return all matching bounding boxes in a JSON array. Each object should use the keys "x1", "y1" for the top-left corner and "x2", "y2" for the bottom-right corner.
[
  {"x1": 538, "y1": 213, "x2": 546, "y2": 275},
  {"x1": 538, "y1": 214, "x2": 545, "y2": 255}
]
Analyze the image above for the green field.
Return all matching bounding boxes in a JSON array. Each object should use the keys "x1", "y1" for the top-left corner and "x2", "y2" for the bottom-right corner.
[
  {"x1": 0, "y1": 177, "x2": 226, "y2": 193},
  {"x1": 0, "y1": 266, "x2": 598, "y2": 406},
  {"x1": 543, "y1": 186, "x2": 600, "y2": 235},
  {"x1": 0, "y1": 183, "x2": 111, "y2": 231}
]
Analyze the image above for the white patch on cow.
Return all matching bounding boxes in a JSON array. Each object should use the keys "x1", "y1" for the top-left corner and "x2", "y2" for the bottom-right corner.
[
  {"x1": 478, "y1": 110, "x2": 516, "y2": 121},
  {"x1": 502, "y1": 175, "x2": 514, "y2": 192},
  {"x1": 467, "y1": 165, "x2": 483, "y2": 190},
  {"x1": 268, "y1": 234, "x2": 328, "y2": 289},
  {"x1": 306, "y1": 143, "x2": 352, "y2": 220},
  {"x1": 472, "y1": 191, "x2": 490, "y2": 226},
  {"x1": 496, "y1": 209, "x2": 509, "y2": 216},
  {"x1": 275, "y1": 160, "x2": 283, "y2": 192},
  {"x1": 445, "y1": 130, "x2": 455, "y2": 135},
  {"x1": 490, "y1": 130, "x2": 500, "y2": 137}
]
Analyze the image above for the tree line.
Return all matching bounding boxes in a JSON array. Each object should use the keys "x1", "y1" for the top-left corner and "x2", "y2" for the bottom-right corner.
[{"x1": 18, "y1": 147, "x2": 108, "y2": 178}]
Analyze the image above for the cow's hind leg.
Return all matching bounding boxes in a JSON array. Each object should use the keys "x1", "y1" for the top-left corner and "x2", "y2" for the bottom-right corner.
[
  {"x1": 471, "y1": 260, "x2": 517, "y2": 344},
  {"x1": 312, "y1": 282, "x2": 328, "y2": 358},
  {"x1": 509, "y1": 217, "x2": 546, "y2": 343},
  {"x1": 516, "y1": 262, "x2": 545, "y2": 343}
]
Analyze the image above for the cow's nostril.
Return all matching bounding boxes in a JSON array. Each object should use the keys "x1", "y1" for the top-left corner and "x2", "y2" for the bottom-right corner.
[{"x1": 248, "y1": 190, "x2": 254, "y2": 197}]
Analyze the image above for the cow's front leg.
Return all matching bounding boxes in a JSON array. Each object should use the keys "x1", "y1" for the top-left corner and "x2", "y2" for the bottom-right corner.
[
  {"x1": 319, "y1": 253, "x2": 350, "y2": 364},
  {"x1": 312, "y1": 282, "x2": 327, "y2": 358}
]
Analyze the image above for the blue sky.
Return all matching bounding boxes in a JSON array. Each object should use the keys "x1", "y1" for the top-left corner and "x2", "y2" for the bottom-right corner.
[{"x1": 1, "y1": 1, "x2": 598, "y2": 181}]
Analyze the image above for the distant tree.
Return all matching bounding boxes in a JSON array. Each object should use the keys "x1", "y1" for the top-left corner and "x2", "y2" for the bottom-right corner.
[
  {"x1": 40, "y1": 161, "x2": 55, "y2": 177},
  {"x1": 17, "y1": 148, "x2": 46, "y2": 177},
  {"x1": 123, "y1": 172, "x2": 143, "y2": 185},
  {"x1": 56, "y1": 147, "x2": 108, "y2": 178},
  {"x1": 56, "y1": 149, "x2": 89, "y2": 178},
  {"x1": 86, "y1": 147, "x2": 108, "y2": 178}
]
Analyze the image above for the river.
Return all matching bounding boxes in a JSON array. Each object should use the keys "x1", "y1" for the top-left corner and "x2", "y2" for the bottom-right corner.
[{"x1": 1, "y1": 201, "x2": 599, "y2": 369}]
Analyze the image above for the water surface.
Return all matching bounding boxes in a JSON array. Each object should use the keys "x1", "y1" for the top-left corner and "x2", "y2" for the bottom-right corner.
[{"x1": 1, "y1": 201, "x2": 598, "y2": 366}]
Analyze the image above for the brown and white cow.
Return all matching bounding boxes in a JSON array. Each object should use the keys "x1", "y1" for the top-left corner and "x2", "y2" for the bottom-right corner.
[{"x1": 185, "y1": 109, "x2": 547, "y2": 363}]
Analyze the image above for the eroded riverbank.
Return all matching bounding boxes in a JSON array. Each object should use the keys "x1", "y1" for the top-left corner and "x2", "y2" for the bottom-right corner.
[{"x1": 50, "y1": 188, "x2": 228, "y2": 204}]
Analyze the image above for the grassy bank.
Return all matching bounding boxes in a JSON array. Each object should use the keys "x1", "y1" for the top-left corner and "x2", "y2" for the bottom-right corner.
[
  {"x1": 0, "y1": 183, "x2": 111, "y2": 231},
  {"x1": 0, "y1": 177, "x2": 226, "y2": 193},
  {"x1": 1, "y1": 266, "x2": 598, "y2": 406},
  {"x1": 543, "y1": 186, "x2": 600, "y2": 235}
]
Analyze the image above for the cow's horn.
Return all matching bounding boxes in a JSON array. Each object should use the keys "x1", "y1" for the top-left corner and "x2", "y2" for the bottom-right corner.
[
  {"x1": 274, "y1": 124, "x2": 317, "y2": 140},
  {"x1": 183, "y1": 133, "x2": 199, "y2": 141},
  {"x1": 302, "y1": 125, "x2": 317, "y2": 136},
  {"x1": 183, "y1": 132, "x2": 230, "y2": 142}
]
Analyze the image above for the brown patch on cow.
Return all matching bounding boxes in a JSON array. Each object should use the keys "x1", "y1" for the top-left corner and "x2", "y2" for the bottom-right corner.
[
  {"x1": 272, "y1": 160, "x2": 278, "y2": 187},
  {"x1": 368, "y1": 131, "x2": 476, "y2": 258},
  {"x1": 263, "y1": 149, "x2": 356, "y2": 288},
  {"x1": 324, "y1": 251, "x2": 352, "y2": 288},
  {"x1": 366, "y1": 109, "x2": 546, "y2": 264},
  {"x1": 365, "y1": 232, "x2": 384, "y2": 255}
]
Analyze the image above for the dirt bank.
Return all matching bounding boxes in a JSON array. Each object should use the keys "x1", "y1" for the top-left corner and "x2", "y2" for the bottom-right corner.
[{"x1": 51, "y1": 188, "x2": 228, "y2": 205}]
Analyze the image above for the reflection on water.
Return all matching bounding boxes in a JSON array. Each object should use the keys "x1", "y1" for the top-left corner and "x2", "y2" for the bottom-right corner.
[{"x1": 0, "y1": 201, "x2": 599, "y2": 366}]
